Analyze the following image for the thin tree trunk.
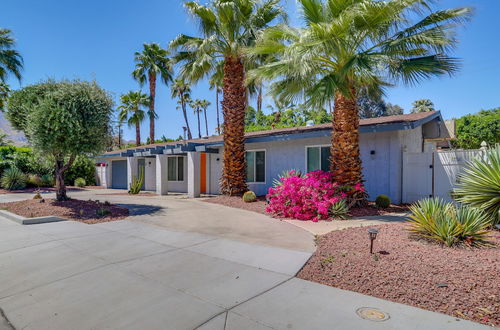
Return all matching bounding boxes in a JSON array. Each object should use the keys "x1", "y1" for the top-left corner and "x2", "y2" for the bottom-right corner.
[
  {"x1": 197, "y1": 109, "x2": 201, "y2": 138},
  {"x1": 330, "y1": 87, "x2": 364, "y2": 190},
  {"x1": 204, "y1": 107, "x2": 209, "y2": 136},
  {"x1": 257, "y1": 84, "x2": 263, "y2": 112},
  {"x1": 221, "y1": 55, "x2": 247, "y2": 195},
  {"x1": 54, "y1": 155, "x2": 76, "y2": 201},
  {"x1": 135, "y1": 121, "x2": 141, "y2": 146},
  {"x1": 216, "y1": 89, "x2": 221, "y2": 134},
  {"x1": 148, "y1": 73, "x2": 156, "y2": 144},
  {"x1": 118, "y1": 123, "x2": 122, "y2": 148},
  {"x1": 181, "y1": 94, "x2": 193, "y2": 140}
]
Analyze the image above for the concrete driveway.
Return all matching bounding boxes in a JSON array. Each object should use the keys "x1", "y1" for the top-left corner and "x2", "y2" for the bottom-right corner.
[{"x1": 0, "y1": 189, "x2": 489, "y2": 329}]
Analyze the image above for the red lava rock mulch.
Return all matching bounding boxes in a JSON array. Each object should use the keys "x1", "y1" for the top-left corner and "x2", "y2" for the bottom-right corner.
[
  {"x1": 0, "y1": 199, "x2": 129, "y2": 224},
  {"x1": 203, "y1": 196, "x2": 409, "y2": 219},
  {"x1": 297, "y1": 223, "x2": 500, "y2": 327},
  {"x1": 203, "y1": 195, "x2": 268, "y2": 215}
]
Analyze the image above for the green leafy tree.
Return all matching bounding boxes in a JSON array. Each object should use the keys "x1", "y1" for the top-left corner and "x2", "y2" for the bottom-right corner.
[
  {"x1": 0, "y1": 29, "x2": 23, "y2": 82},
  {"x1": 171, "y1": 79, "x2": 193, "y2": 140},
  {"x1": 453, "y1": 108, "x2": 500, "y2": 149},
  {"x1": 7, "y1": 80, "x2": 113, "y2": 200},
  {"x1": 132, "y1": 43, "x2": 174, "y2": 143},
  {"x1": 171, "y1": 0, "x2": 286, "y2": 195},
  {"x1": 386, "y1": 103, "x2": 404, "y2": 116},
  {"x1": 0, "y1": 129, "x2": 11, "y2": 146},
  {"x1": 249, "y1": 0, "x2": 471, "y2": 193},
  {"x1": 411, "y1": 99, "x2": 436, "y2": 113},
  {"x1": 118, "y1": 91, "x2": 149, "y2": 146}
]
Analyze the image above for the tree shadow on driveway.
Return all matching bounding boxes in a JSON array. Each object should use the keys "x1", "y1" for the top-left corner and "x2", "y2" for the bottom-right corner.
[{"x1": 115, "y1": 204, "x2": 163, "y2": 216}]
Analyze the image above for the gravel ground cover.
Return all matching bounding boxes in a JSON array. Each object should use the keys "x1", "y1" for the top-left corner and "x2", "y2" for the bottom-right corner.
[
  {"x1": 203, "y1": 195, "x2": 409, "y2": 218},
  {"x1": 297, "y1": 223, "x2": 500, "y2": 327},
  {"x1": 0, "y1": 199, "x2": 129, "y2": 224}
]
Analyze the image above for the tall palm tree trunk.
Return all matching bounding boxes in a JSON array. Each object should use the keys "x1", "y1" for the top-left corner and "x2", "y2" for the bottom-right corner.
[
  {"x1": 203, "y1": 107, "x2": 208, "y2": 136},
  {"x1": 135, "y1": 121, "x2": 141, "y2": 146},
  {"x1": 257, "y1": 84, "x2": 263, "y2": 112},
  {"x1": 221, "y1": 56, "x2": 247, "y2": 195},
  {"x1": 216, "y1": 89, "x2": 221, "y2": 134},
  {"x1": 148, "y1": 73, "x2": 156, "y2": 143},
  {"x1": 330, "y1": 88, "x2": 364, "y2": 188},
  {"x1": 196, "y1": 109, "x2": 201, "y2": 138},
  {"x1": 181, "y1": 96, "x2": 193, "y2": 140}
]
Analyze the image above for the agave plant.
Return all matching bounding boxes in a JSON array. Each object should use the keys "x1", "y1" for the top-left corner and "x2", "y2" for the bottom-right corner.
[
  {"x1": 129, "y1": 168, "x2": 144, "y2": 195},
  {"x1": 407, "y1": 198, "x2": 491, "y2": 247},
  {"x1": 330, "y1": 199, "x2": 349, "y2": 220},
  {"x1": 1, "y1": 167, "x2": 26, "y2": 190},
  {"x1": 272, "y1": 169, "x2": 302, "y2": 187},
  {"x1": 454, "y1": 145, "x2": 500, "y2": 225}
]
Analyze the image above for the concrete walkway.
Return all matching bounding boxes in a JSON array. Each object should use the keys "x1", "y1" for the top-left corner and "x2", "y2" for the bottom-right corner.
[
  {"x1": 0, "y1": 189, "x2": 491, "y2": 329},
  {"x1": 286, "y1": 213, "x2": 409, "y2": 235},
  {"x1": 0, "y1": 215, "x2": 488, "y2": 330}
]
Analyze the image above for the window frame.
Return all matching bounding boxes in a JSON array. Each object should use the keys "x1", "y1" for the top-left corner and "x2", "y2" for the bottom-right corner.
[
  {"x1": 167, "y1": 156, "x2": 185, "y2": 182},
  {"x1": 245, "y1": 149, "x2": 267, "y2": 184},
  {"x1": 305, "y1": 144, "x2": 331, "y2": 173}
]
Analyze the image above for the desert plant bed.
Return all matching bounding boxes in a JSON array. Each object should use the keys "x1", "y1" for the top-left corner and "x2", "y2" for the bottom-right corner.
[
  {"x1": 0, "y1": 187, "x2": 86, "y2": 194},
  {"x1": 0, "y1": 199, "x2": 129, "y2": 224},
  {"x1": 203, "y1": 196, "x2": 409, "y2": 218},
  {"x1": 297, "y1": 223, "x2": 499, "y2": 327}
]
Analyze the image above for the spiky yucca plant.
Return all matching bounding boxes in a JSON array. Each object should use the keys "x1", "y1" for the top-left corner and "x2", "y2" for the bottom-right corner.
[
  {"x1": 407, "y1": 198, "x2": 491, "y2": 247},
  {"x1": 454, "y1": 145, "x2": 500, "y2": 225},
  {"x1": 1, "y1": 167, "x2": 26, "y2": 190},
  {"x1": 330, "y1": 199, "x2": 349, "y2": 220}
]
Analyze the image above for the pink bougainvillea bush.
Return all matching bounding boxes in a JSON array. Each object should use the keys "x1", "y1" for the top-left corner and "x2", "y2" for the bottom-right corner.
[{"x1": 266, "y1": 170, "x2": 356, "y2": 222}]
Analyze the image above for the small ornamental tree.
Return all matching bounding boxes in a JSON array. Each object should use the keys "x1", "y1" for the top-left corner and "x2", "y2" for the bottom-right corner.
[{"x1": 6, "y1": 80, "x2": 113, "y2": 200}]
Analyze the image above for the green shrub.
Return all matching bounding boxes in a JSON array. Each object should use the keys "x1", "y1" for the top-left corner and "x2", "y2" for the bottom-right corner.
[
  {"x1": 74, "y1": 177, "x2": 86, "y2": 187},
  {"x1": 1, "y1": 167, "x2": 26, "y2": 190},
  {"x1": 96, "y1": 208, "x2": 110, "y2": 217},
  {"x1": 453, "y1": 145, "x2": 500, "y2": 225},
  {"x1": 33, "y1": 193, "x2": 42, "y2": 200},
  {"x1": 65, "y1": 155, "x2": 96, "y2": 186},
  {"x1": 329, "y1": 199, "x2": 349, "y2": 219},
  {"x1": 40, "y1": 174, "x2": 55, "y2": 187},
  {"x1": 27, "y1": 174, "x2": 43, "y2": 187},
  {"x1": 272, "y1": 169, "x2": 302, "y2": 187},
  {"x1": 129, "y1": 168, "x2": 144, "y2": 195},
  {"x1": 243, "y1": 191, "x2": 257, "y2": 203},
  {"x1": 407, "y1": 198, "x2": 492, "y2": 247},
  {"x1": 375, "y1": 194, "x2": 391, "y2": 208}
]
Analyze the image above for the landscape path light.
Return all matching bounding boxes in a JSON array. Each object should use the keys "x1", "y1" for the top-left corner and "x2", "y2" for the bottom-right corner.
[{"x1": 368, "y1": 228, "x2": 379, "y2": 254}]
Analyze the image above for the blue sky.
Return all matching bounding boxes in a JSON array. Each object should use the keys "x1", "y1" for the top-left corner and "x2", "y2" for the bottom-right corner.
[{"x1": 3, "y1": 0, "x2": 499, "y2": 141}]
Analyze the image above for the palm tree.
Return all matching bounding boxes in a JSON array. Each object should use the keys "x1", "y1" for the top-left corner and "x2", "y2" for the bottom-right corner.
[
  {"x1": 171, "y1": 0, "x2": 286, "y2": 195},
  {"x1": 249, "y1": 0, "x2": 471, "y2": 196},
  {"x1": 133, "y1": 43, "x2": 174, "y2": 143},
  {"x1": 190, "y1": 99, "x2": 204, "y2": 138},
  {"x1": 200, "y1": 99, "x2": 211, "y2": 136},
  {"x1": 0, "y1": 82, "x2": 11, "y2": 111},
  {"x1": 209, "y1": 70, "x2": 223, "y2": 134},
  {"x1": 118, "y1": 91, "x2": 149, "y2": 146},
  {"x1": 0, "y1": 29, "x2": 23, "y2": 83},
  {"x1": 411, "y1": 99, "x2": 436, "y2": 113},
  {"x1": 171, "y1": 79, "x2": 193, "y2": 140}
]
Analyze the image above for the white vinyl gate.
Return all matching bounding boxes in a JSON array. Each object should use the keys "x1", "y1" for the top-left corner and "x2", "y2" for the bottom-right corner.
[{"x1": 402, "y1": 149, "x2": 482, "y2": 203}]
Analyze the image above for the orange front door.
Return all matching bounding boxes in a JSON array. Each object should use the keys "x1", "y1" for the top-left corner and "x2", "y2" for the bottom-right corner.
[{"x1": 200, "y1": 153, "x2": 207, "y2": 194}]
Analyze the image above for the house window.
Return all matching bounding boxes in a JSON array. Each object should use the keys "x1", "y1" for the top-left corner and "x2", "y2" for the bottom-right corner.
[
  {"x1": 246, "y1": 150, "x2": 265, "y2": 183},
  {"x1": 167, "y1": 156, "x2": 184, "y2": 181},
  {"x1": 306, "y1": 146, "x2": 330, "y2": 172}
]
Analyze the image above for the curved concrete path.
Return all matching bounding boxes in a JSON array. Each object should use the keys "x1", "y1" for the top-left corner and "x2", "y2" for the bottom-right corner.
[{"x1": 9, "y1": 189, "x2": 315, "y2": 252}]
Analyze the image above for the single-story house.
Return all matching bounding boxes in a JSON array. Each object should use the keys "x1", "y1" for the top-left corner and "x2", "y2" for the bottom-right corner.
[{"x1": 96, "y1": 111, "x2": 451, "y2": 204}]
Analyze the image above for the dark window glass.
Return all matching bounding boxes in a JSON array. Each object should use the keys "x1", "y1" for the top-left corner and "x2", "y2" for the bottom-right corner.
[
  {"x1": 177, "y1": 157, "x2": 184, "y2": 181},
  {"x1": 320, "y1": 147, "x2": 331, "y2": 171},
  {"x1": 255, "y1": 151, "x2": 265, "y2": 182},
  {"x1": 307, "y1": 147, "x2": 320, "y2": 172},
  {"x1": 246, "y1": 152, "x2": 255, "y2": 182}
]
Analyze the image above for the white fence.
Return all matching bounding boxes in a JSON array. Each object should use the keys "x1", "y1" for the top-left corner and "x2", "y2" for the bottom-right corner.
[{"x1": 402, "y1": 149, "x2": 482, "y2": 203}]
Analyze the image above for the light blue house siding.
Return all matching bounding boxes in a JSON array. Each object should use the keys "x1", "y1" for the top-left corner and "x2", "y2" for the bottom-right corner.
[{"x1": 244, "y1": 127, "x2": 422, "y2": 204}]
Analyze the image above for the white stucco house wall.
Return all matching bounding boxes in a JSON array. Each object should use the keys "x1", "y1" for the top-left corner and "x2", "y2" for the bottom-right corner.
[{"x1": 96, "y1": 111, "x2": 450, "y2": 204}]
